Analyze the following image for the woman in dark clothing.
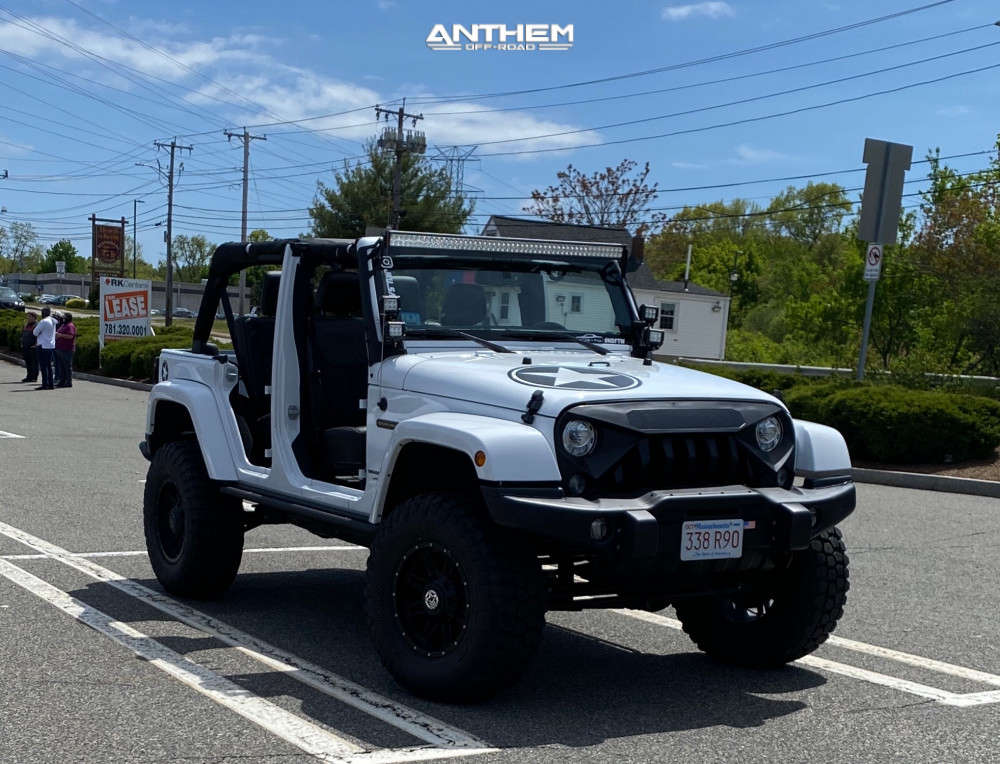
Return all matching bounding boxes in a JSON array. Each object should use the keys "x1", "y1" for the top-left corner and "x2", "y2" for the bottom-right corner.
[
  {"x1": 20, "y1": 311, "x2": 38, "y2": 383},
  {"x1": 54, "y1": 312, "x2": 77, "y2": 388}
]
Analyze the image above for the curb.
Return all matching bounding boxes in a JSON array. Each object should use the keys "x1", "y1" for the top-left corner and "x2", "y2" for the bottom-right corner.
[
  {"x1": 0, "y1": 351, "x2": 153, "y2": 392},
  {"x1": 852, "y1": 467, "x2": 1000, "y2": 499}
]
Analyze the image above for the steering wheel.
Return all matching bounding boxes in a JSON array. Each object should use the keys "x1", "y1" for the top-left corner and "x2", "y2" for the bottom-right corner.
[{"x1": 529, "y1": 321, "x2": 566, "y2": 331}]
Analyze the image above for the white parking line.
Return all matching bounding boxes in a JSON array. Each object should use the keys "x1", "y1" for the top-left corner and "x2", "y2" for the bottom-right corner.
[
  {"x1": 0, "y1": 557, "x2": 364, "y2": 761},
  {"x1": 614, "y1": 609, "x2": 1000, "y2": 707},
  {"x1": 0, "y1": 429, "x2": 25, "y2": 439},
  {"x1": 0, "y1": 519, "x2": 491, "y2": 753},
  {"x1": 1, "y1": 545, "x2": 365, "y2": 560}
]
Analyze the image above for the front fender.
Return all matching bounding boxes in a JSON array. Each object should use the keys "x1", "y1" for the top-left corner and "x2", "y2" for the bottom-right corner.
[
  {"x1": 385, "y1": 412, "x2": 562, "y2": 484},
  {"x1": 792, "y1": 419, "x2": 852, "y2": 478},
  {"x1": 147, "y1": 381, "x2": 239, "y2": 481}
]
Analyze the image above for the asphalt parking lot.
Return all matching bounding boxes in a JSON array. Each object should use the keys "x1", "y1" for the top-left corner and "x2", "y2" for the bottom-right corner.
[{"x1": 1, "y1": 359, "x2": 999, "y2": 763}]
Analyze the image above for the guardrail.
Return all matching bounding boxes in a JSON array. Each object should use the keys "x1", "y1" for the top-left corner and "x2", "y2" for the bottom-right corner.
[{"x1": 673, "y1": 357, "x2": 1000, "y2": 384}]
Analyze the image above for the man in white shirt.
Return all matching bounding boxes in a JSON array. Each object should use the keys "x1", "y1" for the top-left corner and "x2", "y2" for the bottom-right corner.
[{"x1": 32, "y1": 307, "x2": 57, "y2": 390}]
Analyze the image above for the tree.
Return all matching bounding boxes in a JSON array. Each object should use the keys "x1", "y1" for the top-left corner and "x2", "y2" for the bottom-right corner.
[
  {"x1": 0, "y1": 222, "x2": 39, "y2": 273},
  {"x1": 766, "y1": 182, "x2": 853, "y2": 249},
  {"x1": 310, "y1": 142, "x2": 472, "y2": 238},
  {"x1": 525, "y1": 159, "x2": 665, "y2": 236},
  {"x1": 172, "y1": 234, "x2": 215, "y2": 282},
  {"x1": 244, "y1": 229, "x2": 273, "y2": 306},
  {"x1": 909, "y1": 141, "x2": 1000, "y2": 373},
  {"x1": 37, "y1": 239, "x2": 85, "y2": 274}
]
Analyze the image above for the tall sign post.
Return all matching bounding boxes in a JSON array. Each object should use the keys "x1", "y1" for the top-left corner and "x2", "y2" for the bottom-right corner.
[
  {"x1": 856, "y1": 138, "x2": 912, "y2": 380},
  {"x1": 90, "y1": 214, "x2": 127, "y2": 304}
]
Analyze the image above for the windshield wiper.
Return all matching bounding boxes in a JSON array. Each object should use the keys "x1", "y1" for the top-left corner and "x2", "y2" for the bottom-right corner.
[
  {"x1": 407, "y1": 326, "x2": 514, "y2": 353},
  {"x1": 499, "y1": 330, "x2": 609, "y2": 355}
]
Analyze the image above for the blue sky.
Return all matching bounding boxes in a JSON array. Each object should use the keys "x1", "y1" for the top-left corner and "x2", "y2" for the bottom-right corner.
[{"x1": 0, "y1": 0, "x2": 997, "y2": 265}]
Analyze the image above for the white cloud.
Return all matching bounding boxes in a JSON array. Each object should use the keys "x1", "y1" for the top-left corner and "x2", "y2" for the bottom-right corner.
[
  {"x1": 377, "y1": 0, "x2": 397, "y2": 9},
  {"x1": 661, "y1": 2, "x2": 734, "y2": 21},
  {"x1": 936, "y1": 105, "x2": 971, "y2": 118},
  {"x1": 0, "y1": 14, "x2": 599, "y2": 160},
  {"x1": 671, "y1": 160, "x2": 708, "y2": 170},
  {"x1": 733, "y1": 144, "x2": 789, "y2": 164},
  {"x1": 0, "y1": 16, "x2": 265, "y2": 80}
]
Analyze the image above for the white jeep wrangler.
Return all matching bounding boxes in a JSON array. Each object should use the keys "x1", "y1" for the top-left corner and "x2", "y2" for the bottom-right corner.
[{"x1": 140, "y1": 231, "x2": 855, "y2": 702}]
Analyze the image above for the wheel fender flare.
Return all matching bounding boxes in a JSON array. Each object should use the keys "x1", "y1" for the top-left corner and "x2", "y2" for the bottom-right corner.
[
  {"x1": 792, "y1": 419, "x2": 852, "y2": 478},
  {"x1": 373, "y1": 412, "x2": 561, "y2": 516},
  {"x1": 148, "y1": 382, "x2": 239, "y2": 481}
]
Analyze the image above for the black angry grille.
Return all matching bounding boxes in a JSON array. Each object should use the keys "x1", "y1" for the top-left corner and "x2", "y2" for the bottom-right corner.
[{"x1": 592, "y1": 433, "x2": 759, "y2": 497}]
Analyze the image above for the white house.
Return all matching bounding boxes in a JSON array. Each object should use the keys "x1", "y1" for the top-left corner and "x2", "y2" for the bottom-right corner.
[{"x1": 481, "y1": 216, "x2": 730, "y2": 360}]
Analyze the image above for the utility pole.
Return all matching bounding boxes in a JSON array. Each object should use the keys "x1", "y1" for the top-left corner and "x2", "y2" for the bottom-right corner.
[
  {"x1": 132, "y1": 199, "x2": 144, "y2": 278},
  {"x1": 224, "y1": 127, "x2": 266, "y2": 314},
  {"x1": 153, "y1": 139, "x2": 192, "y2": 327},
  {"x1": 375, "y1": 101, "x2": 425, "y2": 228}
]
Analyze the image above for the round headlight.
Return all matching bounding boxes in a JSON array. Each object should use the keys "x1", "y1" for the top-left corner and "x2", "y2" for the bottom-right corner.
[
  {"x1": 755, "y1": 416, "x2": 783, "y2": 452},
  {"x1": 562, "y1": 419, "x2": 596, "y2": 457}
]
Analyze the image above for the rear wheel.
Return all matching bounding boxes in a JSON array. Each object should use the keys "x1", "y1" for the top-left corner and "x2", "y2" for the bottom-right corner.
[
  {"x1": 674, "y1": 527, "x2": 849, "y2": 666},
  {"x1": 366, "y1": 493, "x2": 545, "y2": 702},
  {"x1": 143, "y1": 441, "x2": 244, "y2": 599}
]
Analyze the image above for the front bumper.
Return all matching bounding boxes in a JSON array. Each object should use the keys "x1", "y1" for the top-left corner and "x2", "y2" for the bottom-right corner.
[{"x1": 482, "y1": 479, "x2": 855, "y2": 559}]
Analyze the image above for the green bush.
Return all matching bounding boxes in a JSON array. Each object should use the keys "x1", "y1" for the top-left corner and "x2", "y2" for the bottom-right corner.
[
  {"x1": 789, "y1": 384, "x2": 1000, "y2": 463},
  {"x1": 65, "y1": 298, "x2": 88, "y2": 309},
  {"x1": 100, "y1": 330, "x2": 193, "y2": 380}
]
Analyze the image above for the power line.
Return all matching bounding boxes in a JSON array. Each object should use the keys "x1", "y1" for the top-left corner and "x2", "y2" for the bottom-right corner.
[
  {"x1": 474, "y1": 61, "x2": 1000, "y2": 157},
  {"x1": 411, "y1": 0, "x2": 959, "y2": 103},
  {"x1": 422, "y1": 22, "x2": 996, "y2": 117}
]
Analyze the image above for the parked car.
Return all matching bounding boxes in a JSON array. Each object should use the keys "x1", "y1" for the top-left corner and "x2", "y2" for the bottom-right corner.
[
  {"x1": 37, "y1": 294, "x2": 59, "y2": 304},
  {"x1": 172, "y1": 307, "x2": 196, "y2": 318},
  {"x1": 51, "y1": 295, "x2": 76, "y2": 305},
  {"x1": 150, "y1": 308, "x2": 163, "y2": 316},
  {"x1": 141, "y1": 232, "x2": 856, "y2": 703},
  {"x1": 0, "y1": 286, "x2": 26, "y2": 311}
]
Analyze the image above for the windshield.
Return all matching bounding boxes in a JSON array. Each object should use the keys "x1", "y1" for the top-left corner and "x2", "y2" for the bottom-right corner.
[
  {"x1": 390, "y1": 263, "x2": 633, "y2": 340},
  {"x1": 0, "y1": 287, "x2": 17, "y2": 299}
]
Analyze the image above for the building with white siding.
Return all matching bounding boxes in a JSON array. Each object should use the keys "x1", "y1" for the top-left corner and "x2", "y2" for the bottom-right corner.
[{"x1": 482, "y1": 216, "x2": 730, "y2": 360}]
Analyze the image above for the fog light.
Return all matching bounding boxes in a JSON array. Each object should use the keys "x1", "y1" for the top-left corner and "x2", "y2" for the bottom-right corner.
[
  {"x1": 755, "y1": 416, "x2": 782, "y2": 452},
  {"x1": 590, "y1": 518, "x2": 609, "y2": 541},
  {"x1": 566, "y1": 473, "x2": 587, "y2": 496},
  {"x1": 386, "y1": 321, "x2": 405, "y2": 339}
]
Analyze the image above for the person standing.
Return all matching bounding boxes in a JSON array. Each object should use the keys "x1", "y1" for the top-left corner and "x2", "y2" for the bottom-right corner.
[
  {"x1": 54, "y1": 312, "x2": 77, "y2": 388},
  {"x1": 20, "y1": 311, "x2": 39, "y2": 383},
  {"x1": 32, "y1": 307, "x2": 56, "y2": 390}
]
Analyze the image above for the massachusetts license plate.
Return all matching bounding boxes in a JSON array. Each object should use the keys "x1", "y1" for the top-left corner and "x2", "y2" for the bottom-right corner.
[{"x1": 680, "y1": 519, "x2": 744, "y2": 561}]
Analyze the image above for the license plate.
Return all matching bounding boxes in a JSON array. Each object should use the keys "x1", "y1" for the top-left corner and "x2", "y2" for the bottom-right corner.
[{"x1": 680, "y1": 519, "x2": 744, "y2": 561}]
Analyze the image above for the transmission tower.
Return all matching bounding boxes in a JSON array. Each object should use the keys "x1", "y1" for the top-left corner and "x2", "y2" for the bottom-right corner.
[{"x1": 430, "y1": 145, "x2": 481, "y2": 198}]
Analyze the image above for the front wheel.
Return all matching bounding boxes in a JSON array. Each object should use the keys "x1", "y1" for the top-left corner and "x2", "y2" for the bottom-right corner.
[
  {"x1": 143, "y1": 441, "x2": 244, "y2": 599},
  {"x1": 366, "y1": 493, "x2": 545, "y2": 702},
  {"x1": 674, "y1": 527, "x2": 849, "y2": 666}
]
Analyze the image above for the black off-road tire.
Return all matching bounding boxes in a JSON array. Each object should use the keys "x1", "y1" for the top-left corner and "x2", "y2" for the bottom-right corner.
[
  {"x1": 674, "y1": 527, "x2": 849, "y2": 666},
  {"x1": 366, "y1": 493, "x2": 545, "y2": 702},
  {"x1": 143, "y1": 440, "x2": 244, "y2": 599}
]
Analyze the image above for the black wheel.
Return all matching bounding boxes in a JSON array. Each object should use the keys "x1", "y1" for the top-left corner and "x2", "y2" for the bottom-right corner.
[
  {"x1": 674, "y1": 527, "x2": 849, "y2": 666},
  {"x1": 143, "y1": 441, "x2": 244, "y2": 599},
  {"x1": 366, "y1": 493, "x2": 545, "y2": 702}
]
